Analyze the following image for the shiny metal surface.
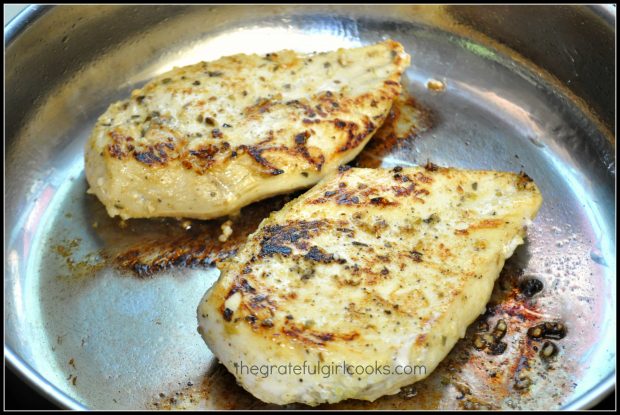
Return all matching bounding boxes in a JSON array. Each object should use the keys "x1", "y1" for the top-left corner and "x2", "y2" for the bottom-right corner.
[{"x1": 5, "y1": 5, "x2": 615, "y2": 410}]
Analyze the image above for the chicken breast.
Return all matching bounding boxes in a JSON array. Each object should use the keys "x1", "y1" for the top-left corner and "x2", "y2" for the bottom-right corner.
[
  {"x1": 197, "y1": 164, "x2": 542, "y2": 406},
  {"x1": 85, "y1": 40, "x2": 409, "y2": 219}
]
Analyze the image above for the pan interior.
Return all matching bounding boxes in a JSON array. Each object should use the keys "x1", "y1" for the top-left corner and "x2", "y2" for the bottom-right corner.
[{"x1": 6, "y1": 9, "x2": 615, "y2": 410}]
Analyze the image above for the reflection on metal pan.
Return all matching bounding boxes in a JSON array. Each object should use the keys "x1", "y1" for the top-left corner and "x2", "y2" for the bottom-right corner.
[{"x1": 5, "y1": 4, "x2": 615, "y2": 410}]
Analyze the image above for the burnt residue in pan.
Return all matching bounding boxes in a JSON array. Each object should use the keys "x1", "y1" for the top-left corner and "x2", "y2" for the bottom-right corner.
[
  {"x1": 51, "y1": 196, "x2": 287, "y2": 279},
  {"x1": 111, "y1": 194, "x2": 293, "y2": 278}
]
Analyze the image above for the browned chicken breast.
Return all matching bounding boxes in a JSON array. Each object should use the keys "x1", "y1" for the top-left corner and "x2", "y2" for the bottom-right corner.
[
  {"x1": 197, "y1": 165, "x2": 543, "y2": 406},
  {"x1": 85, "y1": 40, "x2": 410, "y2": 219}
]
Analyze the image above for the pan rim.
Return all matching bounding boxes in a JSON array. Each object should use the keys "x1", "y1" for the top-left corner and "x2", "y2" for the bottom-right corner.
[{"x1": 3, "y1": 4, "x2": 615, "y2": 410}]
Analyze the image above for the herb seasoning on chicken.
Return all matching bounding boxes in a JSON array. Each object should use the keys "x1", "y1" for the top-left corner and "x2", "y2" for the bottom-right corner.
[
  {"x1": 197, "y1": 165, "x2": 543, "y2": 405},
  {"x1": 85, "y1": 41, "x2": 410, "y2": 219}
]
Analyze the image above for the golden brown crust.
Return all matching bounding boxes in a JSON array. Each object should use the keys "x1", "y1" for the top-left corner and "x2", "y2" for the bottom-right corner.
[
  {"x1": 85, "y1": 41, "x2": 410, "y2": 219},
  {"x1": 197, "y1": 166, "x2": 543, "y2": 405}
]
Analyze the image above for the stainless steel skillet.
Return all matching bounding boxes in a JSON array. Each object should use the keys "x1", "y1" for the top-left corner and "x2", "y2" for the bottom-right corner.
[{"x1": 5, "y1": 5, "x2": 615, "y2": 410}]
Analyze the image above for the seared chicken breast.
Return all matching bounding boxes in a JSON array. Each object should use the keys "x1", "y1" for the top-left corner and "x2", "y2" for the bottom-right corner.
[
  {"x1": 85, "y1": 41, "x2": 409, "y2": 219},
  {"x1": 197, "y1": 165, "x2": 542, "y2": 406}
]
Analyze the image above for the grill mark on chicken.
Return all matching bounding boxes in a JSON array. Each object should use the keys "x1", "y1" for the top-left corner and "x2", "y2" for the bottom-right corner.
[
  {"x1": 225, "y1": 278, "x2": 257, "y2": 300},
  {"x1": 257, "y1": 220, "x2": 328, "y2": 258},
  {"x1": 304, "y1": 246, "x2": 346, "y2": 264},
  {"x1": 237, "y1": 145, "x2": 285, "y2": 176},
  {"x1": 281, "y1": 324, "x2": 360, "y2": 346}
]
